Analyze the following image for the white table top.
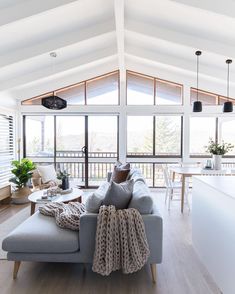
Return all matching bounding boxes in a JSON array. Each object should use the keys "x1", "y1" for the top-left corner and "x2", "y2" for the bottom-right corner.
[
  {"x1": 169, "y1": 166, "x2": 229, "y2": 176},
  {"x1": 194, "y1": 176, "x2": 235, "y2": 200},
  {"x1": 28, "y1": 188, "x2": 83, "y2": 203}
]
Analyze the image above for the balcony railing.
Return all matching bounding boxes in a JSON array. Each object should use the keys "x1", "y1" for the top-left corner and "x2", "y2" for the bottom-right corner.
[
  {"x1": 31, "y1": 150, "x2": 235, "y2": 187},
  {"x1": 56, "y1": 151, "x2": 117, "y2": 158}
]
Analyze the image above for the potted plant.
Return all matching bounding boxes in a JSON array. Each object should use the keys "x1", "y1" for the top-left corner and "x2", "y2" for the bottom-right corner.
[
  {"x1": 205, "y1": 138, "x2": 234, "y2": 170},
  {"x1": 57, "y1": 170, "x2": 70, "y2": 190},
  {"x1": 9, "y1": 158, "x2": 36, "y2": 203}
]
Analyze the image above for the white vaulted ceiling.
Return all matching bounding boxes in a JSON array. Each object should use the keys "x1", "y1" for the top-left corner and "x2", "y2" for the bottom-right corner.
[{"x1": 1, "y1": 0, "x2": 235, "y2": 106}]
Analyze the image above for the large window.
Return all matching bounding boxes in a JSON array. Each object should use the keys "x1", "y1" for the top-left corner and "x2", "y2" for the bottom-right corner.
[
  {"x1": 127, "y1": 71, "x2": 183, "y2": 105},
  {"x1": 25, "y1": 116, "x2": 54, "y2": 158},
  {"x1": 0, "y1": 114, "x2": 14, "y2": 187},
  {"x1": 191, "y1": 88, "x2": 235, "y2": 105},
  {"x1": 218, "y1": 117, "x2": 235, "y2": 156},
  {"x1": 155, "y1": 80, "x2": 182, "y2": 105},
  {"x1": 127, "y1": 115, "x2": 182, "y2": 157},
  {"x1": 56, "y1": 83, "x2": 85, "y2": 105},
  {"x1": 127, "y1": 72, "x2": 154, "y2": 105},
  {"x1": 189, "y1": 117, "x2": 216, "y2": 156},
  {"x1": 56, "y1": 116, "x2": 85, "y2": 157},
  {"x1": 86, "y1": 72, "x2": 119, "y2": 105},
  {"x1": 88, "y1": 116, "x2": 118, "y2": 157},
  {"x1": 127, "y1": 116, "x2": 153, "y2": 156},
  {"x1": 21, "y1": 71, "x2": 119, "y2": 106},
  {"x1": 190, "y1": 88, "x2": 217, "y2": 105},
  {"x1": 155, "y1": 116, "x2": 181, "y2": 155}
]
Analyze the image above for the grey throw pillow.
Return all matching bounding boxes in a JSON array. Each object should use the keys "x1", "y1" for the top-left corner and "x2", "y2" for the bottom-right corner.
[
  {"x1": 85, "y1": 192, "x2": 104, "y2": 213},
  {"x1": 85, "y1": 181, "x2": 110, "y2": 213},
  {"x1": 102, "y1": 180, "x2": 134, "y2": 209}
]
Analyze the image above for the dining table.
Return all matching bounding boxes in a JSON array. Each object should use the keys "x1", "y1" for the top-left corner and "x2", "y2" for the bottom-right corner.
[{"x1": 168, "y1": 166, "x2": 230, "y2": 213}]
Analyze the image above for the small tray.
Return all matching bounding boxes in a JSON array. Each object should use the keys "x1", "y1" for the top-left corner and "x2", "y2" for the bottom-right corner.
[{"x1": 60, "y1": 188, "x2": 73, "y2": 195}]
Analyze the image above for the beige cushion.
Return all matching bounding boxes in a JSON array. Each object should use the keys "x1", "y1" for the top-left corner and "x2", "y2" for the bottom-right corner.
[{"x1": 37, "y1": 165, "x2": 57, "y2": 183}]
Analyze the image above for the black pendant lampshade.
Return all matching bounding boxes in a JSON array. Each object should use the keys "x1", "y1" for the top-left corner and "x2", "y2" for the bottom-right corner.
[
  {"x1": 42, "y1": 94, "x2": 67, "y2": 110},
  {"x1": 193, "y1": 100, "x2": 202, "y2": 112},
  {"x1": 193, "y1": 50, "x2": 202, "y2": 112},
  {"x1": 223, "y1": 59, "x2": 233, "y2": 113},
  {"x1": 223, "y1": 101, "x2": 233, "y2": 112}
]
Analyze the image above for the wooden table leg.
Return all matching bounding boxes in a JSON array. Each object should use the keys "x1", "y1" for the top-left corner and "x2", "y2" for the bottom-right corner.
[
  {"x1": 181, "y1": 175, "x2": 185, "y2": 213},
  {"x1": 30, "y1": 202, "x2": 36, "y2": 215},
  {"x1": 172, "y1": 171, "x2": 176, "y2": 182}
]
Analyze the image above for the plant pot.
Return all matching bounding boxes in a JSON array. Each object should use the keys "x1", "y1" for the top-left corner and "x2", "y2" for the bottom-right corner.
[
  {"x1": 61, "y1": 177, "x2": 69, "y2": 190},
  {"x1": 213, "y1": 155, "x2": 222, "y2": 170},
  {"x1": 11, "y1": 186, "x2": 32, "y2": 204}
]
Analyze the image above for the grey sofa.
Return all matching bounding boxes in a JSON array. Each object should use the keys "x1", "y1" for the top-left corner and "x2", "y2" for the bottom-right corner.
[{"x1": 2, "y1": 170, "x2": 163, "y2": 282}]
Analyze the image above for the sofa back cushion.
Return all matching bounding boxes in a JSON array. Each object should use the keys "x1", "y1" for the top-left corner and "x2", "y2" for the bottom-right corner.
[
  {"x1": 128, "y1": 181, "x2": 153, "y2": 214},
  {"x1": 128, "y1": 168, "x2": 146, "y2": 183},
  {"x1": 102, "y1": 180, "x2": 134, "y2": 209}
]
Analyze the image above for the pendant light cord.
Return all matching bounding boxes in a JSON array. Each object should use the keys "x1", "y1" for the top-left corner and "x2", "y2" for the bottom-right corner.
[
  {"x1": 197, "y1": 54, "x2": 199, "y2": 101},
  {"x1": 195, "y1": 51, "x2": 201, "y2": 102},
  {"x1": 227, "y1": 61, "x2": 230, "y2": 101}
]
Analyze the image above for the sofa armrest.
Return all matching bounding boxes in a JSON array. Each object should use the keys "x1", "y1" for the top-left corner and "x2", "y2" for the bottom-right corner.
[
  {"x1": 79, "y1": 213, "x2": 98, "y2": 262},
  {"x1": 142, "y1": 208, "x2": 163, "y2": 264}
]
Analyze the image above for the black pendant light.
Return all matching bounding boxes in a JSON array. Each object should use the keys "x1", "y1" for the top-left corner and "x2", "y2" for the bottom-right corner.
[
  {"x1": 41, "y1": 52, "x2": 67, "y2": 110},
  {"x1": 193, "y1": 50, "x2": 202, "y2": 112},
  {"x1": 223, "y1": 59, "x2": 233, "y2": 113},
  {"x1": 42, "y1": 93, "x2": 67, "y2": 110}
]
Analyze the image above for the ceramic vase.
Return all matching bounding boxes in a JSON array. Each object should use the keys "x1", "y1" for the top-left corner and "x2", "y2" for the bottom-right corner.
[{"x1": 213, "y1": 155, "x2": 222, "y2": 170}]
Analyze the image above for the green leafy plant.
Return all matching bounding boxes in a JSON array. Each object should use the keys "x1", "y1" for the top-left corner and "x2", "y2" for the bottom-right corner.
[
  {"x1": 9, "y1": 159, "x2": 36, "y2": 188},
  {"x1": 205, "y1": 138, "x2": 234, "y2": 155},
  {"x1": 57, "y1": 170, "x2": 70, "y2": 180}
]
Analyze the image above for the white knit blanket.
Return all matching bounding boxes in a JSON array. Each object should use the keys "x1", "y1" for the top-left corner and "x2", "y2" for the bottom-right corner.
[
  {"x1": 39, "y1": 202, "x2": 86, "y2": 231},
  {"x1": 92, "y1": 205, "x2": 150, "y2": 276}
]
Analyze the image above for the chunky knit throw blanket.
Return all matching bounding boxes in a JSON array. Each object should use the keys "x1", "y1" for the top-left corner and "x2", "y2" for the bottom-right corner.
[
  {"x1": 39, "y1": 202, "x2": 86, "y2": 231},
  {"x1": 92, "y1": 205, "x2": 150, "y2": 276}
]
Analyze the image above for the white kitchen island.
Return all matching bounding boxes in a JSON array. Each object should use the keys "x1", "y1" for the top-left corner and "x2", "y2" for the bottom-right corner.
[{"x1": 192, "y1": 176, "x2": 235, "y2": 294}]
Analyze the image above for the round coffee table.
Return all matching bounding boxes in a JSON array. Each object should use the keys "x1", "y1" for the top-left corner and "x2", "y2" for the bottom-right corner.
[{"x1": 28, "y1": 188, "x2": 83, "y2": 215}]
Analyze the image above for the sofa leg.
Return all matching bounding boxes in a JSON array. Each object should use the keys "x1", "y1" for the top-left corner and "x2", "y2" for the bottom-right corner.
[
  {"x1": 13, "y1": 261, "x2": 21, "y2": 279},
  {"x1": 150, "y1": 264, "x2": 157, "y2": 283}
]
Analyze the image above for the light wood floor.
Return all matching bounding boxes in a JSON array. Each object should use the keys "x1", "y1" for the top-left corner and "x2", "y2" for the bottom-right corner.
[{"x1": 0, "y1": 190, "x2": 221, "y2": 294}]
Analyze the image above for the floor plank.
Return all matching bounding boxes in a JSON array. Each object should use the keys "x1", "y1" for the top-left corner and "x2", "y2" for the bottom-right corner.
[
  {"x1": 0, "y1": 189, "x2": 221, "y2": 294},
  {"x1": 0, "y1": 203, "x2": 29, "y2": 224}
]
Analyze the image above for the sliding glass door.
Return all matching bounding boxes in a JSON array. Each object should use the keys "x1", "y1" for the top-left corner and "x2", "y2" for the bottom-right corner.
[
  {"x1": 23, "y1": 115, "x2": 118, "y2": 188},
  {"x1": 88, "y1": 116, "x2": 118, "y2": 186},
  {"x1": 56, "y1": 116, "x2": 87, "y2": 187}
]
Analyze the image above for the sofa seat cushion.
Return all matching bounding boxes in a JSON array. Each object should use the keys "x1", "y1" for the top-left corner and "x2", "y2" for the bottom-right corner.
[{"x1": 2, "y1": 212, "x2": 79, "y2": 254}]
